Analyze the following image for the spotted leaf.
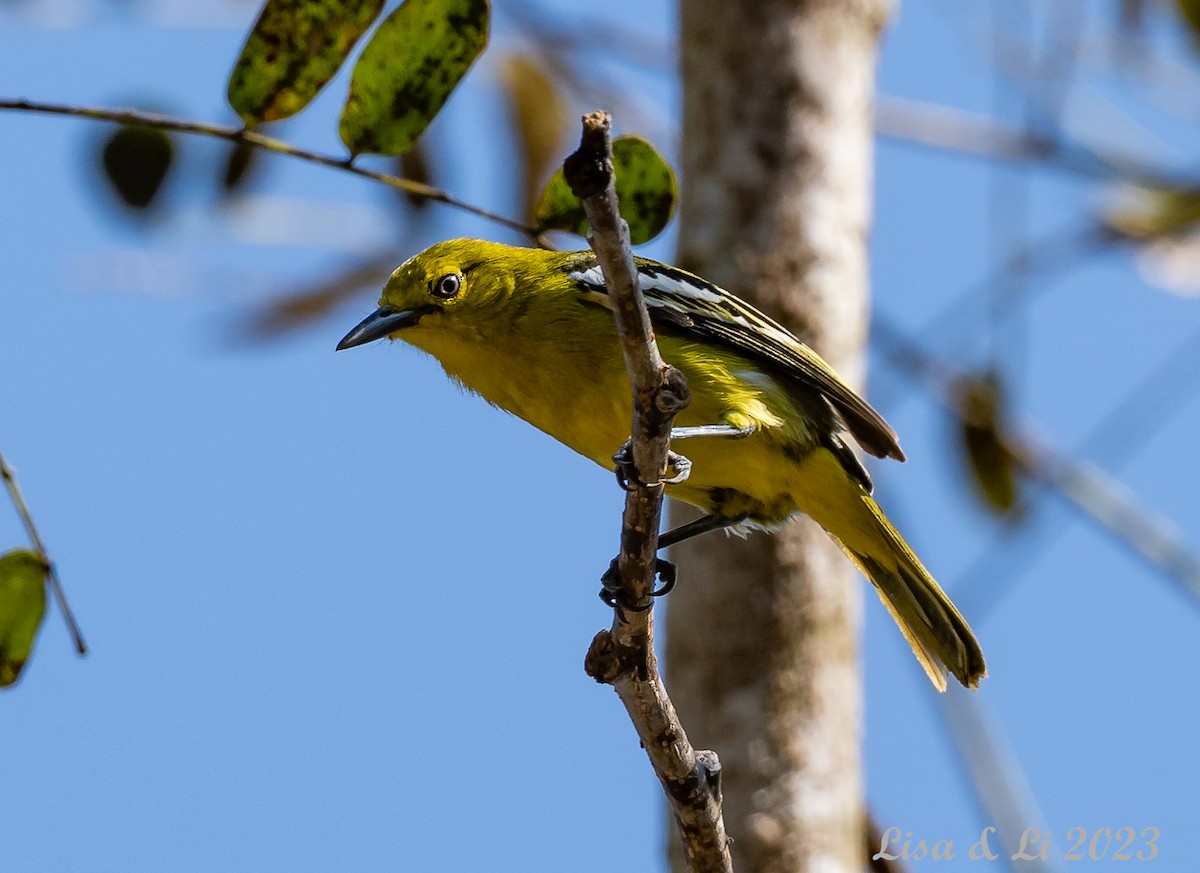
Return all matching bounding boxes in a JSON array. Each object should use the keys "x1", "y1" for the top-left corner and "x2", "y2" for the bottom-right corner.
[
  {"x1": 339, "y1": 0, "x2": 489, "y2": 157},
  {"x1": 227, "y1": 0, "x2": 384, "y2": 125}
]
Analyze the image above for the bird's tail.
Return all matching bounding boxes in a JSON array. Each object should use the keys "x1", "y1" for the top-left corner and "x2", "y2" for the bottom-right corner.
[{"x1": 794, "y1": 447, "x2": 987, "y2": 690}]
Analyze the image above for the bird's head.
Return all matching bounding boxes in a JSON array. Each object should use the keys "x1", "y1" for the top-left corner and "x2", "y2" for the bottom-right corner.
[{"x1": 336, "y1": 238, "x2": 523, "y2": 351}]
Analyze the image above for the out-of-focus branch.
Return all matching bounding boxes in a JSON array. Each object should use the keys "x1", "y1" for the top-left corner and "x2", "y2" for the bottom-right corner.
[
  {"x1": 875, "y1": 97, "x2": 1187, "y2": 189},
  {"x1": 567, "y1": 111, "x2": 731, "y2": 873},
  {"x1": 235, "y1": 254, "x2": 399, "y2": 341},
  {"x1": 937, "y1": 688, "x2": 1058, "y2": 873},
  {"x1": 1016, "y1": 440, "x2": 1200, "y2": 601},
  {"x1": 876, "y1": 97, "x2": 1065, "y2": 165},
  {"x1": 872, "y1": 317, "x2": 1200, "y2": 608}
]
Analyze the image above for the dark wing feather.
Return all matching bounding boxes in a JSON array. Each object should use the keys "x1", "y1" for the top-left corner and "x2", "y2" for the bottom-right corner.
[
  {"x1": 681, "y1": 310, "x2": 904, "y2": 461},
  {"x1": 565, "y1": 256, "x2": 904, "y2": 461}
]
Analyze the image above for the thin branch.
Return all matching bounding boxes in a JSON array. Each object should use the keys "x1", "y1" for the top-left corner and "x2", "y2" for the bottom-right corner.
[
  {"x1": 937, "y1": 687, "x2": 1059, "y2": 873},
  {"x1": 1075, "y1": 320, "x2": 1200, "y2": 471},
  {"x1": 0, "y1": 450, "x2": 87, "y2": 655},
  {"x1": 876, "y1": 97, "x2": 1092, "y2": 173},
  {"x1": 566, "y1": 111, "x2": 731, "y2": 873},
  {"x1": 924, "y1": 1, "x2": 1185, "y2": 188},
  {"x1": 0, "y1": 98, "x2": 537, "y2": 237},
  {"x1": 870, "y1": 223, "x2": 1108, "y2": 414},
  {"x1": 875, "y1": 96, "x2": 1192, "y2": 189},
  {"x1": 1009, "y1": 434, "x2": 1200, "y2": 603},
  {"x1": 234, "y1": 252, "x2": 398, "y2": 342}
]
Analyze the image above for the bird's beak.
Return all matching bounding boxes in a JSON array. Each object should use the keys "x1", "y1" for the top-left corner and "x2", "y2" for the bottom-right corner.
[{"x1": 336, "y1": 306, "x2": 422, "y2": 351}]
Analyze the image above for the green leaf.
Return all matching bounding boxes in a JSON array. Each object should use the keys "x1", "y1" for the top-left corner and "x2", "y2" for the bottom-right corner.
[
  {"x1": 1104, "y1": 184, "x2": 1200, "y2": 241},
  {"x1": 0, "y1": 549, "x2": 49, "y2": 688},
  {"x1": 221, "y1": 140, "x2": 260, "y2": 193},
  {"x1": 227, "y1": 0, "x2": 385, "y2": 126},
  {"x1": 339, "y1": 0, "x2": 490, "y2": 157},
  {"x1": 534, "y1": 135, "x2": 677, "y2": 245},
  {"x1": 100, "y1": 125, "x2": 174, "y2": 210},
  {"x1": 956, "y1": 373, "x2": 1023, "y2": 518}
]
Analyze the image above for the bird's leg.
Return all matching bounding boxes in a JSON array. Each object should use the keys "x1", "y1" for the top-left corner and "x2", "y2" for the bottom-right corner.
[
  {"x1": 669, "y1": 424, "x2": 755, "y2": 441},
  {"x1": 611, "y1": 424, "x2": 754, "y2": 489},
  {"x1": 602, "y1": 424, "x2": 754, "y2": 613},
  {"x1": 658, "y1": 513, "x2": 748, "y2": 548}
]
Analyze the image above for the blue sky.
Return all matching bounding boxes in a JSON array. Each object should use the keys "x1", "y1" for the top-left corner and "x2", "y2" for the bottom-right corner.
[{"x1": 2, "y1": 1, "x2": 1198, "y2": 870}]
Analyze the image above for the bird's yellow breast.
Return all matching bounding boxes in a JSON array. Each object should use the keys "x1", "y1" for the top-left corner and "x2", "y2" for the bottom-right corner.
[{"x1": 401, "y1": 305, "x2": 824, "y2": 526}]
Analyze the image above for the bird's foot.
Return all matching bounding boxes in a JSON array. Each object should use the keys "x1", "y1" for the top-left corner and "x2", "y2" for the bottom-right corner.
[
  {"x1": 612, "y1": 439, "x2": 692, "y2": 491},
  {"x1": 599, "y1": 556, "x2": 678, "y2": 616}
]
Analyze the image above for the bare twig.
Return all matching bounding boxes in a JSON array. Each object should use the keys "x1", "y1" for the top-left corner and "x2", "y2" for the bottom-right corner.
[
  {"x1": 937, "y1": 688, "x2": 1059, "y2": 873},
  {"x1": 0, "y1": 98, "x2": 536, "y2": 237},
  {"x1": 566, "y1": 111, "x2": 731, "y2": 873},
  {"x1": 0, "y1": 450, "x2": 87, "y2": 654},
  {"x1": 875, "y1": 96, "x2": 1189, "y2": 190},
  {"x1": 1016, "y1": 439, "x2": 1200, "y2": 602},
  {"x1": 235, "y1": 252, "x2": 399, "y2": 342}
]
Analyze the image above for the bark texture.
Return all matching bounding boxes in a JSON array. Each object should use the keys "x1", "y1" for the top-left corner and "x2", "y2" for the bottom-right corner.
[{"x1": 668, "y1": 1, "x2": 891, "y2": 871}]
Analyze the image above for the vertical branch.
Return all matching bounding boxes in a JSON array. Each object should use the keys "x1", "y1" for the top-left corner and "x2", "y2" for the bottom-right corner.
[
  {"x1": 0, "y1": 450, "x2": 87, "y2": 654},
  {"x1": 566, "y1": 112, "x2": 732, "y2": 873}
]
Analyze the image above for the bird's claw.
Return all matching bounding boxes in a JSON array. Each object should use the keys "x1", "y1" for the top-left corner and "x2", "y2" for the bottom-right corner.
[
  {"x1": 613, "y1": 440, "x2": 638, "y2": 492},
  {"x1": 611, "y1": 440, "x2": 692, "y2": 489},
  {"x1": 651, "y1": 558, "x2": 677, "y2": 597},
  {"x1": 662, "y1": 451, "x2": 691, "y2": 485},
  {"x1": 599, "y1": 556, "x2": 678, "y2": 616}
]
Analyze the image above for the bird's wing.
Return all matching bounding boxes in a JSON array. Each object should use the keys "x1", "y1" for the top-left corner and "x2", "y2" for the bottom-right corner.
[{"x1": 567, "y1": 258, "x2": 904, "y2": 461}]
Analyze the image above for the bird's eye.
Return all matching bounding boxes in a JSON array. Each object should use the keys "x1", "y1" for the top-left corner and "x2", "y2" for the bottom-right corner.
[{"x1": 432, "y1": 273, "x2": 462, "y2": 299}]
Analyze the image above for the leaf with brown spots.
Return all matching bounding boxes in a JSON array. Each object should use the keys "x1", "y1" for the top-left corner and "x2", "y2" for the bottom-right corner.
[
  {"x1": 339, "y1": 0, "x2": 490, "y2": 157},
  {"x1": 227, "y1": 0, "x2": 384, "y2": 126}
]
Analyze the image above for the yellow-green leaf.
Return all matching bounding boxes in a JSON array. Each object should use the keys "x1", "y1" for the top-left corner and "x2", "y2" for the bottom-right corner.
[
  {"x1": 100, "y1": 124, "x2": 174, "y2": 210},
  {"x1": 1104, "y1": 184, "x2": 1200, "y2": 241},
  {"x1": 339, "y1": 0, "x2": 490, "y2": 157},
  {"x1": 534, "y1": 135, "x2": 677, "y2": 245},
  {"x1": 227, "y1": 0, "x2": 384, "y2": 126},
  {"x1": 0, "y1": 549, "x2": 49, "y2": 688},
  {"x1": 956, "y1": 373, "x2": 1023, "y2": 518}
]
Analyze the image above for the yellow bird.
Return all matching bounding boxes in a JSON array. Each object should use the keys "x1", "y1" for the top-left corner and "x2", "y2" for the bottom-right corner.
[{"x1": 338, "y1": 238, "x2": 986, "y2": 690}]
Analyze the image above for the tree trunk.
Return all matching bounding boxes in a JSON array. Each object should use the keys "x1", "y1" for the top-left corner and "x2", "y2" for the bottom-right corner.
[{"x1": 668, "y1": 2, "x2": 891, "y2": 872}]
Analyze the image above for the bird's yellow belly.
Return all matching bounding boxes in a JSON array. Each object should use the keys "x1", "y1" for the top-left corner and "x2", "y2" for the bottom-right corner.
[{"x1": 408, "y1": 326, "x2": 820, "y2": 526}]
